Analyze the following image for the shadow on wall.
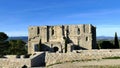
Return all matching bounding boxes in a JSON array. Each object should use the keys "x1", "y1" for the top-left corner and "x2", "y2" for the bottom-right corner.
[
  {"x1": 39, "y1": 52, "x2": 46, "y2": 66},
  {"x1": 40, "y1": 44, "x2": 60, "y2": 52},
  {"x1": 72, "y1": 45, "x2": 87, "y2": 50},
  {"x1": 40, "y1": 44, "x2": 51, "y2": 51},
  {"x1": 31, "y1": 52, "x2": 46, "y2": 67},
  {"x1": 63, "y1": 36, "x2": 73, "y2": 44}
]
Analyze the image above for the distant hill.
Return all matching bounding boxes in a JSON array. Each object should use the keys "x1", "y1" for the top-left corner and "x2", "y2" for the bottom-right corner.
[
  {"x1": 8, "y1": 36, "x2": 119, "y2": 42},
  {"x1": 8, "y1": 36, "x2": 28, "y2": 42},
  {"x1": 97, "y1": 36, "x2": 114, "y2": 40}
]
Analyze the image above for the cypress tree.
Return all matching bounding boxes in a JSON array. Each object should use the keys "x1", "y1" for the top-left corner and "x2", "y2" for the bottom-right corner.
[
  {"x1": 114, "y1": 32, "x2": 119, "y2": 48},
  {"x1": 38, "y1": 39, "x2": 41, "y2": 51}
]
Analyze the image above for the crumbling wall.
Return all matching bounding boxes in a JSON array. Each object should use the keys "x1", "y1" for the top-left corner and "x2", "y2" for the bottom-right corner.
[
  {"x1": 0, "y1": 53, "x2": 46, "y2": 68},
  {"x1": 0, "y1": 55, "x2": 31, "y2": 68},
  {"x1": 45, "y1": 49, "x2": 120, "y2": 66}
]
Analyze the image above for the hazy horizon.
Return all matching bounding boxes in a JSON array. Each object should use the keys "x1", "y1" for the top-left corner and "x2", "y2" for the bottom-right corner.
[{"x1": 9, "y1": 35, "x2": 118, "y2": 37}]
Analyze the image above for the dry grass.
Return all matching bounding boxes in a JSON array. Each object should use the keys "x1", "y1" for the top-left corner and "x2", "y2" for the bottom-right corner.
[
  {"x1": 81, "y1": 65, "x2": 120, "y2": 68},
  {"x1": 47, "y1": 59, "x2": 120, "y2": 68}
]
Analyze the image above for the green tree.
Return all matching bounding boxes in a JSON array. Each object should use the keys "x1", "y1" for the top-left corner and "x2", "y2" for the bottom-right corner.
[
  {"x1": 0, "y1": 32, "x2": 8, "y2": 42},
  {"x1": 0, "y1": 32, "x2": 27, "y2": 57},
  {"x1": 97, "y1": 40, "x2": 103, "y2": 49},
  {"x1": 114, "y1": 32, "x2": 119, "y2": 48},
  {"x1": 8, "y1": 40, "x2": 27, "y2": 55},
  {"x1": 38, "y1": 39, "x2": 41, "y2": 51},
  {"x1": 0, "y1": 32, "x2": 9, "y2": 57},
  {"x1": 100, "y1": 41, "x2": 114, "y2": 49}
]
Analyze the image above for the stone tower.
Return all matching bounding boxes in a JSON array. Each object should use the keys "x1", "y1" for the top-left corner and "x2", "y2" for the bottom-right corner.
[{"x1": 28, "y1": 24, "x2": 96, "y2": 54}]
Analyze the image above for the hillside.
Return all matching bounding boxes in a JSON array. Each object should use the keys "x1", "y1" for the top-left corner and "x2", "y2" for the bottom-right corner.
[
  {"x1": 8, "y1": 36, "x2": 28, "y2": 42},
  {"x1": 8, "y1": 36, "x2": 119, "y2": 42}
]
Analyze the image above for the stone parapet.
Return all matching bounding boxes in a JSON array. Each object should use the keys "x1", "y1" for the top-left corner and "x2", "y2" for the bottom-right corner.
[{"x1": 45, "y1": 49, "x2": 120, "y2": 66}]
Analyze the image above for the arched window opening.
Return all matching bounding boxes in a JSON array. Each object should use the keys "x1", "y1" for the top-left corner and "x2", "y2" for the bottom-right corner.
[
  {"x1": 51, "y1": 27, "x2": 54, "y2": 36},
  {"x1": 83, "y1": 25, "x2": 85, "y2": 33},
  {"x1": 66, "y1": 26, "x2": 69, "y2": 36},
  {"x1": 37, "y1": 27, "x2": 40, "y2": 35},
  {"x1": 22, "y1": 65, "x2": 27, "y2": 68},
  {"x1": 78, "y1": 28, "x2": 80, "y2": 35},
  {"x1": 31, "y1": 27, "x2": 33, "y2": 30},
  {"x1": 86, "y1": 37, "x2": 88, "y2": 41}
]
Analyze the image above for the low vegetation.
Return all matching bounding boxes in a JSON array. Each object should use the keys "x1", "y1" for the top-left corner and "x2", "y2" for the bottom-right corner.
[
  {"x1": 0, "y1": 31, "x2": 120, "y2": 58},
  {"x1": 47, "y1": 59, "x2": 98, "y2": 67},
  {"x1": 97, "y1": 32, "x2": 120, "y2": 49},
  {"x1": 103, "y1": 56, "x2": 120, "y2": 59},
  {"x1": 81, "y1": 65, "x2": 120, "y2": 68}
]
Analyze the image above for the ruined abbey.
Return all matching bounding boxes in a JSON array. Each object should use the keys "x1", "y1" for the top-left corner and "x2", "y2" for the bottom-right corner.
[
  {"x1": 1, "y1": 24, "x2": 120, "y2": 68},
  {"x1": 28, "y1": 24, "x2": 96, "y2": 54}
]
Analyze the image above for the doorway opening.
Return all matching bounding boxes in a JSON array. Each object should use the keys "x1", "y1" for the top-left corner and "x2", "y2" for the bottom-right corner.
[{"x1": 53, "y1": 47, "x2": 59, "y2": 52}]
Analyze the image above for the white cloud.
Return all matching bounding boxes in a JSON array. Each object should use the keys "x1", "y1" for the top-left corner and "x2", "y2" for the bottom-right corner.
[
  {"x1": 66, "y1": 9, "x2": 120, "y2": 18},
  {"x1": 5, "y1": 31, "x2": 28, "y2": 37}
]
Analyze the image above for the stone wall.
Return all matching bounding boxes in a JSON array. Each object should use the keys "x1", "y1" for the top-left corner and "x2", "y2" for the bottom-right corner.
[
  {"x1": 1, "y1": 49, "x2": 120, "y2": 67},
  {"x1": 0, "y1": 55, "x2": 31, "y2": 68},
  {"x1": 0, "y1": 52, "x2": 46, "y2": 67},
  {"x1": 45, "y1": 49, "x2": 120, "y2": 66}
]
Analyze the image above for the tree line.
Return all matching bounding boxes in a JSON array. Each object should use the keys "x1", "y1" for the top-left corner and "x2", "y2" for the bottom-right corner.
[
  {"x1": 0, "y1": 32, "x2": 120, "y2": 57},
  {"x1": 0, "y1": 32, "x2": 27, "y2": 57},
  {"x1": 97, "y1": 32, "x2": 120, "y2": 49}
]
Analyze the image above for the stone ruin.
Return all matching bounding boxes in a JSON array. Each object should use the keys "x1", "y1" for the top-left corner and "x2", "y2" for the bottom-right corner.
[
  {"x1": 2, "y1": 24, "x2": 120, "y2": 67},
  {"x1": 28, "y1": 24, "x2": 96, "y2": 54}
]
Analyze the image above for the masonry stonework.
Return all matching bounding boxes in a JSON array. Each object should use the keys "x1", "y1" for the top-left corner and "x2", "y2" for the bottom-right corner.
[
  {"x1": 45, "y1": 49, "x2": 120, "y2": 66},
  {"x1": 28, "y1": 24, "x2": 96, "y2": 54}
]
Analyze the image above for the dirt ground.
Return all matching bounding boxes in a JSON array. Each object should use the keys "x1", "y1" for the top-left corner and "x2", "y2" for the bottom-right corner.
[{"x1": 47, "y1": 59, "x2": 120, "y2": 68}]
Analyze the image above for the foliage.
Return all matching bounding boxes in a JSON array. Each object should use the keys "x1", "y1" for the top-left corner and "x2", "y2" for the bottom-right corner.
[
  {"x1": 0, "y1": 32, "x2": 9, "y2": 57},
  {"x1": 114, "y1": 32, "x2": 119, "y2": 48},
  {"x1": 97, "y1": 32, "x2": 120, "y2": 49},
  {"x1": 97, "y1": 39, "x2": 120, "y2": 49},
  {"x1": 103, "y1": 56, "x2": 120, "y2": 59},
  {"x1": 0, "y1": 32, "x2": 8, "y2": 42},
  {"x1": 0, "y1": 32, "x2": 27, "y2": 57},
  {"x1": 38, "y1": 39, "x2": 41, "y2": 51},
  {"x1": 8, "y1": 40, "x2": 27, "y2": 55},
  {"x1": 23, "y1": 54, "x2": 31, "y2": 58},
  {"x1": 100, "y1": 41, "x2": 114, "y2": 49}
]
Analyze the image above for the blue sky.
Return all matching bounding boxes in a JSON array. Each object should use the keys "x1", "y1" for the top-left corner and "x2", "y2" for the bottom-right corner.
[{"x1": 0, "y1": 0, "x2": 120, "y2": 36}]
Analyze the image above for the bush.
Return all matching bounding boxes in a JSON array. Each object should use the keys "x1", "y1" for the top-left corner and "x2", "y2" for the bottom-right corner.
[{"x1": 23, "y1": 54, "x2": 31, "y2": 58}]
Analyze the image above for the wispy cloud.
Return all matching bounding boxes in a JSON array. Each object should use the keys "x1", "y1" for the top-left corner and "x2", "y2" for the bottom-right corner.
[
  {"x1": 8, "y1": 0, "x2": 98, "y2": 14},
  {"x1": 11, "y1": 4, "x2": 67, "y2": 13},
  {"x1": 5, "y1": 31, "x2": 27, "y2": 36},
  {"x1": 66, "y1": 9, "x2": 120, "y2": 18}
]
